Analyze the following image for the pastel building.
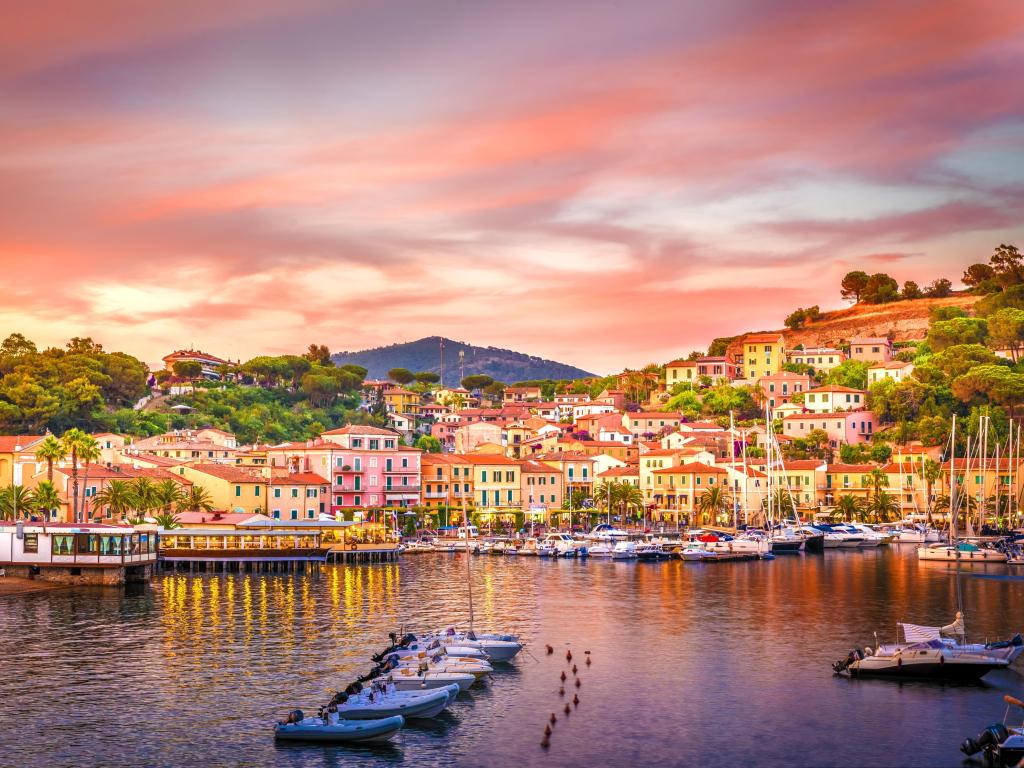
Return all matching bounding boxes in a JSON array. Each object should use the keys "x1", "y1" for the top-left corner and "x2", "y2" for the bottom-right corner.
[
  {"x1": 740, "y1": 333, "x2": 786, "y2": 380},
  {"x1": 849, "y1": 337, "x2": 893, "y2": 363},
  {"x1": 868, "y1": 361, "x2": 915, "y2": 385},
  {"x1": 787, "y1": 347, "x2": 845, "y2": 372},
  {"x1": 782, "y1": 412, "x2": 877, "y2": 447},
  {"x1": 757, "y1": 372, "x2": 811, "y2": 410},
  {"x1": 802, "y1": 385, "x2": 866, "y2": 414}
]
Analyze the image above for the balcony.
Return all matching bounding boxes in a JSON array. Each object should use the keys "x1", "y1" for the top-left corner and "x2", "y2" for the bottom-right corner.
[
  {"x1": 424, "y1": 491, "x2": 448, "y2": 499},
  {"x1": 385, "y1": 485, "x2": 422, "y2": 494}
]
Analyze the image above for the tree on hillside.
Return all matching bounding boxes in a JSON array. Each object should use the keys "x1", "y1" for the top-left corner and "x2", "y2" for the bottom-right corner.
[
  {"x1": 0, "y1": 333, "x2": 37, "y2": 357},
  {"x1": 928, "y1": 344, "x2": 1005, "y2": 379},
  {"x1": 414, "y1": 372, "x2": 440, "y2": 385},
  {"x1": 304, "y1": 344, "x2": 332, "y2": 365},
  {"x1": 172, "y1": 360, "x2": 203, "y2": 381},
  {"x1": 387, "y1": 367, "x2": 415, "y2": 385},
  {"x1": 784, "y1": 306, "x2": 821, "y2": 330},
  {"x1": 991, "y1": 243, "x2": 1024, "y2": 288},
  {"x1": 924, "y1": 278, "x2": 953, "y2": 298},
  {"x1": 841, "y1": 271, "x2": 870, "y2": 303},
  {"x1": 461, "y1": 374, "x2": 493, "y2": 391},
  {"x1": 927, "y1": 317, "x2": 988, "y2": 351},
  {"x1": 901, "y1": 281, "x2": 922, "y2": 300},
  {"x1": 963, "y1": 262, "x2": 997, "y2": 292},
  {"x1": 987, "y1": 307, "x2": 1024, "y2": 361},
  {"x1": 824, "y1": 360, "x2": 869, "y2": 390},
  {"x1": 707, "y1": 337, "x2": 738, "y2": 357},
  {"x1": 862, "y1": 273, "x2": 900, "y2": 304}
]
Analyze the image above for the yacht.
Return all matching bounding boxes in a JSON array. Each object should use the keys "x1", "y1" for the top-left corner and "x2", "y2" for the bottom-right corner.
[
  {"x1": 833, "y1": 640, "x2": 1008, "y2": 680},
  {"x1": 635, "y1": 542, "x2": 667, "y2": 561},
  {"x1": 611, "y1": 540, "x2": 638, "y2": 560},
  {"x1": 588, "y1": 541, "x2": 615, "y2": 558},
  {"x1": 918, "y1": 541, "x2": 1009, "y2": 562},
  {"x1": 769, "y1": 527, "x2": 805, "y2": 554},
  {"x1": 588, "y1": 523, "x2": 630, "y2": 542},
  {"x1": 694, "y1": 529, "x2": 772, "y2": 556},
  {"x1": 893, "y1": 523, "x2": 941, "y2": 544},
  {"x1": 812, "y1": 523, "x2": 864, "y2": 548},
  {"x1": 846, "y1": 523, "x2": 892, "y2": 546},
  {"x1": 540, "y1": 532, "x2": 584, "y2": 557}
]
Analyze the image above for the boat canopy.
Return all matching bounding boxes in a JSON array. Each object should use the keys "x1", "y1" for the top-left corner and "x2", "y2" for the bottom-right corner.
[{"x1": 900, "y1": 623, "x2": 942, "y2": 642}]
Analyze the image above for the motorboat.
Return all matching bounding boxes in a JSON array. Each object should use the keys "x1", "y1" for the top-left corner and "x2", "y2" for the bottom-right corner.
[
  {"x1": 274, "y1": 712, "x2": 404, "y2": 743},
  {"x1": 401, "y1": 637, "x2": 489, "y2": 660},
  {"x1": 386, "y1": 651, "x2": 493, "y2": 679},
  {"x1": 893, "y1": 523, "x2": 941, "y2": 544},
  {"x1": 611, "y1": 541, "x2": 638, "y2": 560},
  {"x1": 918, "y1": 541, "x2": 1009, "y2": 562},
  {"x1": 900, "y1": 616, "x2": 1024, "y2": 664},
  {"x1": 588, "y1": 541, "x2": 615, "y2": 558},
  {"x1": 695, "y1": 529, "x2": 772, "y2": 556},
  {"x1": 540, "y1": 532, "x2": 584, "y2": 557},
  {"x1": 796, "y1": 525, "x2": 825, "y2": 553},
  {"x1": 677, "y1": 542, "x2": 713, "y2": 561},
  {"x1": 388, "y1": 666, "x2": 476, "y2": 692},
  {"x1": 833, "y1": 639, "x2": 1009, "y2": 681},
  {"x1": 846, "y1": 523, "x2": 893, "y2": 546},
  {"x1": 335, "y1": 682, "x2": 460, "y2": 720},
  {"x1": 812, "y1": 523, "x2": 864, "y2": 548},
  {"x1": 402, "y1": 540, "x2": 435, "y2": 553},
  {"x1": 962, "y1": 695, "x2": 1024, "y2": 766},
  {"x1": 769, "y1": 527, "x2": 805, "y2": 554},
  {"x1": 421, "y1": 629, "x2": 523, "y2": 663},
  {"x1": 635, "y1": 542, "x2": 667, "y2": 561},
  {"x1": 588, "y1": 523, "x2": 630, "y2": 542},
  {"x1": 516, "y1": 538, "x2": 543, "y2": 556}
]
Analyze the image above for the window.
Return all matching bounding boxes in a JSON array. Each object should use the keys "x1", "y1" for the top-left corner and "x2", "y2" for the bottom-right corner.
[
  {"x1": 254, "y1": 486, "x2": 260, "y2": 497},
  {"x1": 369, "y1": 439, "x2": 379, "y2": 450},
  {"x1": 481, "y1": 470, "x2": 488, "y2": 482},
  {"x1": 352, "y1": 438, "x2": 363, "y2": 448},
  {"x1": 274, "y1": 488, "x2": 281, "y2": 498},
  {"x1": 354, "y1": 495, "x2": 361, "y2": 505},
  {"x1": 273, "y1": 510, "x2": 281, "y2": 519},
  {"x1": 235, "y1": 485, "x2": 241, "y2": 497},
  {"x1": 307, "y1": 510, "x2": 315, "y2": 518},
  {"x1": 291, "y1": 510, "x2": 298, "y2": 520},
  {"x1": 385, "y1": 440, "x2": 395, "y2": 449},
  {"x1": 23, "y1": 533, "x2": 38, "y2": 553}
]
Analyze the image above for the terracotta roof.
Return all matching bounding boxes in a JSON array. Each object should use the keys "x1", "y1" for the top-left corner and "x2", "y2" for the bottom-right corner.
[
  {"x1": 521, "y1": 460, "x2": 560, "y2": 473},
  {"x1": 652, "y1": 462, "x2": 727, "y2": 475},
  {"x1": 850, "y1": 337, "x2": 890, "y2": 344},
  {"x1": 807, "y1": 385, "x2": 865, "y2": 394},
  {"x1": 0, "y1": 435, "x2": 46, "y2": 452},
  {"x1": 783, "y1": 412, "x2": 864, "y2": 420},
  {"x1": 271, "y1": 471, "x2": 329, "y2": 485},
  {"x1": 743, "y1": 333, "x2": 785, "y2": 343},
  {"x1": 641, "y1": 449, "x2": 684, "y2": 457},
  {"x1": 186, "y1": 464, "x2": 267, "y2": 483},
  {"x1": 597, "y1": 466, "x2": 640, "y2": 478},
  {"x1": 666, "y1": 359, "x2": 697, "y2": 367},
  {"x1": 457, "y1": 454, "x2": 522, "y2": 465},
  {"x1": 321, "y1": 425, "x2": 399, "y2": 437},
  {"x1": 870, "y1": 361, "x2": 914, "y2": 369},
  {"x1": 174, "y1": 511, "x2": 260, "y2": 526},
  {"x1": 627, "y1": 412, "x2": 682, "y2": 420},
  {"x1": 780, "y1": 460, "x2": 826, "y2": 470},
  {"x1": 534, "y1": 451, "x2": 593, "y2": 461},
  {"x1": 826, "y1": 463, "x2": 877, "y2": 473}
]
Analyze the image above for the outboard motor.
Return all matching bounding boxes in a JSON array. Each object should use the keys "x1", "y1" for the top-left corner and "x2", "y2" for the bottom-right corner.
[
  {"x1": 961, "y1": 723, "x2": 1009, "y2": 757},
  {"x1": 287, "y1": 709, "x2": 304, "y2": 724}
]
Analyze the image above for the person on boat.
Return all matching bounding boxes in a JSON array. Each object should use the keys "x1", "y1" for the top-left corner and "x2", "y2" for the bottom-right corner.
[{"x1": 326, "y1": 704, "x2": 340, "y2": 726}]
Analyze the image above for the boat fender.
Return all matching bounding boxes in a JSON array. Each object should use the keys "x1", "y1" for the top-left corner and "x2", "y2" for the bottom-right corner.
[
  {"x1": 939, "y1": 654, "x2": 944, "y2": 665},
  {"x1": 896, "y1": 657, "x2": 902, "y2": 668}
]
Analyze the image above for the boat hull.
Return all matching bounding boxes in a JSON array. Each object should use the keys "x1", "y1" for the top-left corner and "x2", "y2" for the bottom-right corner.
[
  {"x1": 274, "y1": 715, "x2": 404, "y2": 743},
  {"x1": 771, "y1": 539, "x2": 804, "y2": 554},
  {"x1": 846, "y1": 660, "x2": 1005, "y2": 681}
]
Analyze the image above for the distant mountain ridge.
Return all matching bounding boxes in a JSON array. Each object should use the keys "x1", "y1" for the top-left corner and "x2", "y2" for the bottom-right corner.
[{"x1": 332, "y1": 336, "x2": 595, "y2": 384}]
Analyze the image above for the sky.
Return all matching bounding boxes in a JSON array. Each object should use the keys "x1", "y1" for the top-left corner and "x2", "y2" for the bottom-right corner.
[{"x1": 1, "y1": 0, "x2": 1023, "y2": 375}]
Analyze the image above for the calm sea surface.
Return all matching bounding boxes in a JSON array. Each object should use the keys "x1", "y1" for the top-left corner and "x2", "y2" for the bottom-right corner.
[{"x1": 1, "y1": 548, "x2": 1022, "y2": 768}]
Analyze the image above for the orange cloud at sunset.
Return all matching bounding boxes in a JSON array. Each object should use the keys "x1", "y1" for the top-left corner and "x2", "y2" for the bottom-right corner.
[{"x1": 0, "y1": 0, "x2": 1022, "y2": 372}]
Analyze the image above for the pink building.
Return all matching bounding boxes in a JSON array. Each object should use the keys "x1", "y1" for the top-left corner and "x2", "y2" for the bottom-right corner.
[
  {"x1": 849, "y1": 337, "x2": 893, "y2": 363},
  {"x1": 757, "y1": 372, "x2": 812, "y2": 409},
  {"x1": 782, "y1": 411, "x2": 878, "y2": 448},
  {"x1": 696, "y1": 356, "x2": 738, "y2": 383},
  {"x1": 268, "y1": 425, "x2": 422, "y2": 511}
]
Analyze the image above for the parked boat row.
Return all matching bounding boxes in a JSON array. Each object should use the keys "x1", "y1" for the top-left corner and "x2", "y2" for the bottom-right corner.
[{"x1": 275, "y1": 626, "x2": 523, "y2": 744}]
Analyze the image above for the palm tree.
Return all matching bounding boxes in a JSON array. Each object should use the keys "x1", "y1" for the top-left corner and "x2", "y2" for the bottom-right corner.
[
  {"x1": 76, "y1": 436, "x2": 102, "y2": 522},
  {"x1": 34, "y1": 434, "x2": 66, "y2": 484},
  {"x1": 697, "y1": 486, "x2": 731, "y2": 527},
  {"x1": 153, "y1": 512, "x2": 181, "y2": 530},
  {"x1": 919, "y1": 458, "x2": 942, "y2": 524},
  {"x1": 869, "y1": 490, "x2": 900, "y2": 522},
  {"x1": 935, "y1": 493, "x2": 977, "y2": 531},
  {"x1": 593, "y1": 479, "x2": 619, "y2": 524},
  {"x1": 154, "y1": 479, "x2": 185, "y2": 517},
  {"x1": 29, "y1": 481, "x2": 61, "y2": 528},
  {"x1": 59, "y1": 428, "x2": 89, "y2": 523},
  {"x1": 614, "y1": 483, "x2": 643, "y2": 527},
  {"x1": 760, "y1": 488, "x2": 798, "y2": 523},
  {"x1": 832, "y1": 493, "x2": 867, "y2": 522},
  {"x1": 92, "y1": 479, "x2": 135, "y2": 521},
  {"x1": 866, "y1": 467, "x2": 889, "y2": 498},
  {"x1": 129, "y1": 477, "x2": 159, "y2": 518},
  {"x1": 176, "y1": 486, "x2": 214, "y2": 515},
  {"x1": 0, "y1": 485, "x2": 33, "y2": 520}
]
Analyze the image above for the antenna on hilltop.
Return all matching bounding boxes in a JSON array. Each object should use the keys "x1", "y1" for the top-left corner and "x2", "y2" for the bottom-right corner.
[
  {"x1": 439, "y1": 338, "x2": 445, "y2": 387},
  {"x1": 459, "y1": 349, "x2": 465, "y2": 384}
]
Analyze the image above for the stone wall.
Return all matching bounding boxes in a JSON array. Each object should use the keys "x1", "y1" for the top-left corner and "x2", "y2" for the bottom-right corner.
[{"x1": 3, "y1": 564, "x2": 127, "y2": 585}]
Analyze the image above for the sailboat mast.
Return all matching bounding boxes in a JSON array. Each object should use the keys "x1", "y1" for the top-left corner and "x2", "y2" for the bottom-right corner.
[
  {"x1": 730, "y1": 411, "x2": 738, "y2": 529},
  {"x1": 459, "y1": 482, "x2": 475, "y2": 632},
  {"x1": 949, "y1": 414, "x2": 957, "y2": 542}
]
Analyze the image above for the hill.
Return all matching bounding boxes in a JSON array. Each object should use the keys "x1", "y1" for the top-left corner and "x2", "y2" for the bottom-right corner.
[
  {"x1": 332, "y1": 336, "x2": 595, "y2": 384},
  {"x1": 776, "y1": 293, "x2": 981, "y2": 348}
]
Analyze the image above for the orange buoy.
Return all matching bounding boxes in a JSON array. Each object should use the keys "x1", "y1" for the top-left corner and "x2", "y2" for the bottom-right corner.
[
  {"x1": 572, "y1": 664, "x2": 578, "y2": 675},
  {"x1": 546, "y1": 645, "x2": 554, "y2": 655},
  {"x1": 560, "y1": 671, "x2": 566, "y2": 681},
  {"x1": 566, "y1": 650, "x2": 572, "y2": 662},
  {"x1": 575, "y1": 678, "x2": 581, "y2": 688},
  {"x1": 541, "y1": 736, "x2": 550, "y2": 749},
  {"x1": 559, "y1": 687, "x2": 565, "y2": 696},
  {"x1": 550, "y1": 713, "x2": 557, "y2": 725},
  {"x1": 564, "y1": 703, "x2": 571, "y2": 714},
  {"x1": 573, "y1": 694, "x2": 579, "y2": 707}
]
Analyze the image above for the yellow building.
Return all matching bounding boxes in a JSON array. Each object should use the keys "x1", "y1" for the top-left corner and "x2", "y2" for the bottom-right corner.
[
  {"x1": 384, "y1": 388, "x2": 421, "y2": 416},
  {"x1": 820, "y1": 463, "x2": 877, "y2": 507},
  {"x1": 421, "y1": 454, "x2": 475, "y2": 513},
  {"x1": 776, "y1": 460, "x2": 826, "y2": 509},
  {"x1": 177, "y1": 463, "x2": 268, "y2": 515},
  {"x1": 742, "y1": 333, "x2": 786, "y2": 381},
  {"x1": 665, "y1": 359, "x2": 697, "y2": 387},
  {"x1": 650, "y1": 462, "x2": 729, "y2": 523},
  {"x1": 463, "y1": 455, "x2": 522, "y2": 511},
  {"x1": 0, "y1": 435, "x2": 46, "y2": 487},
  {"x1": 638, "y1": 449, "x2": 686, "y2": 506}
]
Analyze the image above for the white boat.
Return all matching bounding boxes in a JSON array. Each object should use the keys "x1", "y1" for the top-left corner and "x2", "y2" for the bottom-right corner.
[
  {"x1": 694, "y1": 530, "x2": 771, "y2": 555},
  {"x1": 387, "y1": 651, "x2": 493, "y2": 678},
  {"x1": 813, "y1": 524, "x2": 864, "y2": 548},
  {"x1": 587, "y1": 523, "x2": 630, "y2": 542},
  {"x1": 335, "y1": 683, "x2": 459, "y2": 720},
  {"x1": 893, "y1": 523, "x2": 941, "y2": 544},
  {"x1": 388, "y1": 666, "x2": 476, "y2": 691},
  {"x1": 421, "y1": 629, "x2": 523, "y2": 662},
  {"x1": 845, "y1": 523, "x2": 892, "y2": 546},
  {"x1": 540, "y1": 533, "x2": 581, "y2": 557},
  {"x1": 918, "y1": 542, "x2": 1009, "y2": 562},
  {"x1": 834, "y1": 639, "x2": 1008, "y2": 680},
  {"x1": 677, "y1": 541, "x2": 712, "y2": 561},
  {"x1": 588, "y1": 542, "x2": 615, "y2": 558},
  {"x1": 274, "y1": 713, "x2": 404, "y2": 743},
  {"x1": 611, "y1": 541, "x2": 638, "y2": 560},
  {"x1": 402, "y1": 540, "x2": 435, "y2": 553}
]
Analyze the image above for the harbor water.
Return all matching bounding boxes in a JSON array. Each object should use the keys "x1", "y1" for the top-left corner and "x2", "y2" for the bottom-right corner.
[{"x1": 1, "y1": 547, "x2": 1022, "y2": 767}]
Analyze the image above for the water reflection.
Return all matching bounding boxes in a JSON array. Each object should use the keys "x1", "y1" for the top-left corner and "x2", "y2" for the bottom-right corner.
[{"x1": 0, "y1": 549, "x2": 1021, "y2": 768}]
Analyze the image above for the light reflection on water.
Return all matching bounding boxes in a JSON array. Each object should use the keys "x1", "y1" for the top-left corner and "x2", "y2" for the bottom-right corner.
[{"x1": 0, "y1": 549, "x2": 1022, "y2": 768}]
